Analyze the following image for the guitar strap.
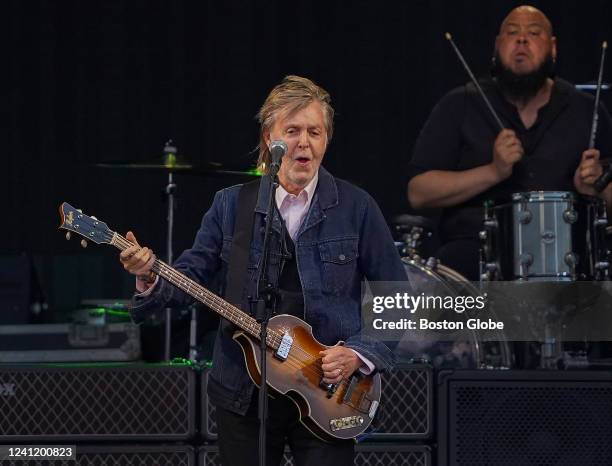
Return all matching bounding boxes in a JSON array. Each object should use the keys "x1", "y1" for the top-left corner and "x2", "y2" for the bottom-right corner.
[{"x1": 225, "y1": 178, "x2": 261, "y2": 309}]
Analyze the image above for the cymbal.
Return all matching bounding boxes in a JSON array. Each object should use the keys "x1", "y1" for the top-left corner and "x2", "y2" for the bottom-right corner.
[{"x1": 95, "y1": 161, "x2": 261, "y2": 177}]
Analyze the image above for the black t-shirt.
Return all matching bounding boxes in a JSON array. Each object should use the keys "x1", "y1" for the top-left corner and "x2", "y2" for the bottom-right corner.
[{"x1": 407, "y1": 78, "x2": 612, "y2": 242}]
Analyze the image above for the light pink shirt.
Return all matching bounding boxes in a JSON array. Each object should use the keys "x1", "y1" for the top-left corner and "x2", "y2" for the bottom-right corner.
[{"x1": 275, "y1": 172, "x2": 318, "y2": 240}]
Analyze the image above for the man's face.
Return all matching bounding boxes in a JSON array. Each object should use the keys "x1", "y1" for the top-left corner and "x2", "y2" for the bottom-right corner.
[
  {"x1": 265, "y1": 101, "x2": 327, "y2": 194},
  {"x1": 496, "y1": 8, "x2": 556, "y2": 76}
]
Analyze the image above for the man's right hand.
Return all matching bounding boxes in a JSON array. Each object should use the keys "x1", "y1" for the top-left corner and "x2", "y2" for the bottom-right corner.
[
  {"x1": 119, "y1": 231, "x2": 157, "y2": 288},
  {"x1": 491, "y1": 129, "x2": 524, "y2": 180}
]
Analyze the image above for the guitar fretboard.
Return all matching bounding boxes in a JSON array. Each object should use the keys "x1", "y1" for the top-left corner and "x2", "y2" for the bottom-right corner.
[{"x1": 110, "y1": 232, "x2": 283, "y2": 350}]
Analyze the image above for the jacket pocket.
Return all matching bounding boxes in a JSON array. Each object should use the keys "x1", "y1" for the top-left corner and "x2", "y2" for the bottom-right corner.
[
  {"x1": 220, "y1": 238, "x2": 233, "y2": 264},
  {"x1": 318, "y1": 238, "x2": 359, "y2": 296}
]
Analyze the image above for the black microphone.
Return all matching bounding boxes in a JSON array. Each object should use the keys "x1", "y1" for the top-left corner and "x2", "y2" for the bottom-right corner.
[
  {"x1": 594, "y1": 166, "x2": 612, "y2": 193},
  {"x1": 269, "y1": 140, "x2": 287, "y2": 174}
]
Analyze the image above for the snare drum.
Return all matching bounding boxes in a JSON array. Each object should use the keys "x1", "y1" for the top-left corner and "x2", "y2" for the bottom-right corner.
[
  {"x1": 481, "y1": 191, "x2": 609, "y2": 281},
  {"x1": 395, "y1": 257, "x2": 511, "y2": 369}
]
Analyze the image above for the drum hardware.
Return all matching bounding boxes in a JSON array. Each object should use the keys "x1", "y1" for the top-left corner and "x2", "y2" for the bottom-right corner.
[
  {"x1": 540, "y1": 325, "x2": 563, "y2": 369},
  {"x1": 391, "y1": 214, "x2": 437, "y2": 259},
  {"x1": 560, "y1": 350, "x2": 590, "y2": 369},
  {"x1": 479, "y1": 249, "x2": 499, "y2": 282},
  {"x1": 485, "y1": 262, "x2": 498, "y2": 273},
  {"x1": 480, "y1": 201, "x2": 502, "y2": 281},
  {"x1": 483, "y1": 218, "x2": 498, "y2": 228},
  {"x1": 594, "y1": 216, "x2": 608, "y2": 227},
  {"x1": 563, "y1": 208, "x2": 578, "y2": 224},
  {"x1": 519, "y1": 253, "x2": 533, "y2": 270},
  {"x1": 394, "y1": 225, "x2": 428, "y2": 258},
  {"x1": 482, "y1": 191, "x2": 610, "y2": 282},
  {"x1": 518, "y1": 209, "x2": 532, "y2": 224},
  {"x1": 595, "y1": 260, "x2": 610, "y2": 270},
  {"x1": 592, "y1": 202, "x2": 610, "y2": 278},
  {"x1": 425, "y1": 256, "x2": 438, "y2": 269},
  {"x1": 564, "y1": 252, "x2": 577, "y2": 269}
]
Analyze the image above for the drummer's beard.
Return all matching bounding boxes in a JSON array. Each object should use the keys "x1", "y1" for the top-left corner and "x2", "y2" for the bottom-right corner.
[{"x1": 492, "y1": 52, "x2": 555, "y2": 103}]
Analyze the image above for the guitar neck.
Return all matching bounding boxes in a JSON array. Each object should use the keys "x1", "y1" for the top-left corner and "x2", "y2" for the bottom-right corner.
[{"x1": 110, "y1": 232, "x2": 280, "y2": 348}]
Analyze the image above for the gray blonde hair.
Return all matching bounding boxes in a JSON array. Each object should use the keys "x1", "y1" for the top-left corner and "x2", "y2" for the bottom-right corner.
[{"x1": 256, "y1": 75, "x2": 334, "y2": 173}]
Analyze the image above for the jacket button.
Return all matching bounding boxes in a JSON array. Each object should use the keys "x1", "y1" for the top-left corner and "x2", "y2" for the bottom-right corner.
[
  {"x1": 339, "y1": 254, "x2": 346, "y2": 261},
  {"x1": 233, "y1": 401, "x2": 241, "y2": 408}
]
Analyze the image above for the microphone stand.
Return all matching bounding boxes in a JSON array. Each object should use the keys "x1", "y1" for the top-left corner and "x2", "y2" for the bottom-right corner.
[{"x1": 252, "y1": 160, "x2": 284, "y2": 466}]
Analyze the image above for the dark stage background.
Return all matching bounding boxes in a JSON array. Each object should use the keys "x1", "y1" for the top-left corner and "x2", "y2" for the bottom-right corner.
[{"x1": 4, "y1": 0, "x2": 612, "y2": 315}]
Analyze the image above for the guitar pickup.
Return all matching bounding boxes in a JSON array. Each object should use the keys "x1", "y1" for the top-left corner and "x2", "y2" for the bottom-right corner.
[
  {"x1": 342, "y1": 374, "x2": 359, "y2": 403},
  {"x1": 274, "y1": 333, "x2": 293, "y2": 361}
]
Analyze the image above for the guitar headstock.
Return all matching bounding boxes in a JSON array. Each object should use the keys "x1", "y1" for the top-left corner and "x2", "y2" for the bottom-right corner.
[{"x1": 58, "y1": 202, "x2": 114, "y2": 245}]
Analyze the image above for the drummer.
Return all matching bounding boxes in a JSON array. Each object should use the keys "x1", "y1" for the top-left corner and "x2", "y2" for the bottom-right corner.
[{"x1": 406, "y1": 5, "x2": 612, "y2": 280}]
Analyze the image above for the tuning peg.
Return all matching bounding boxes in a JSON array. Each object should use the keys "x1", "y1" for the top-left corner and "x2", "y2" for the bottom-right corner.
[
  {"x1": 80, "y1": 239, "x2": 88, "y2": 248},
  {"x1": 77, "y1": 209, "x2": 83, "y2": 213},
  {"x1": 91, "y1": 216, "x2": 98, "y2": 221},
  {"x1": 65, "y1": 232, "x2": 71, "y2": 241}
]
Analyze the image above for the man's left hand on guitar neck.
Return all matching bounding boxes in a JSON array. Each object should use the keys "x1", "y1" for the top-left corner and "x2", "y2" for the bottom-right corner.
[{"x1": 119, "y1": 231, "x2": 157, "y2": 292}]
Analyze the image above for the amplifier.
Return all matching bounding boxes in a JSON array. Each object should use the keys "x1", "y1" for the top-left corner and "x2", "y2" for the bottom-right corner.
[
  {"x1": 369, "y1": 363, "x2": 433, "y2": 439},
  {"x1": 1, "y1": 445, "x2": 195, "y2": 465},
  {"x1": 198, "y1": 444, "x2": 431, "y2": 466},
  {"x1": 0, "y1": 363, "x2": 196, "y2": 442},
  {"x1": 0, "y1": 323, "x2": 140, "y2": 363},
  {"x1": 200, "y1": 369, "x2": 218, "y2": 440},
  {"x1": 438, "y1": 370, "x2": 612, "y2": 466},
  {"x1": 201, "y1": 364, "x2": 433, "y2": 441}
]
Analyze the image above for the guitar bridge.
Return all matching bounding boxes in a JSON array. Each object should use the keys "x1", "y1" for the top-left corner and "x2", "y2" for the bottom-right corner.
[
  {"x1": 329, "y1": 415, "x2": 364, "y2": 432},
  {"x1": 274, "y1": 333, "x2": 293, "y2": 361}
]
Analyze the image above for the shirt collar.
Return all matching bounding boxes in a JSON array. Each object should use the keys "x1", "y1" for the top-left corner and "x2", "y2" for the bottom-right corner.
[{"x1": 275, "y1": 171, "x2": 319, "y2": 208}]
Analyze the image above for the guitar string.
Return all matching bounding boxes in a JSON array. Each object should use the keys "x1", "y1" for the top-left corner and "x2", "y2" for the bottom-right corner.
[
  {"x1": 113, "y1": 234, "x2": 362, "y2": 395},
  {"x1": 115, "y1": 234, "x2": 328, "y2": 365}
]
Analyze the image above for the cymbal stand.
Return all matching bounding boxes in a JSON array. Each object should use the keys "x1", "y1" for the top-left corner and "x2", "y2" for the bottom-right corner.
[{"x1": 164, "y1": 141, "x2": 177, "y2": 361}]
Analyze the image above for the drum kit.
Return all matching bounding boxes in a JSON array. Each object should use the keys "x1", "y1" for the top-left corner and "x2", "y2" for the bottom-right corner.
[{"x1": 394, "y1": 190, "x2": 612, "y2": 370}]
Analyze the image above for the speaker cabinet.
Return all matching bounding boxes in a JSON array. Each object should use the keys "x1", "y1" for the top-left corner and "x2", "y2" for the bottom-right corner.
[
  {"x1": 438, "y1": 370, "x2": 612, "y2": 465},
  {"x1": 0, "y1": 363, "x2": 196, "y2": 442}
]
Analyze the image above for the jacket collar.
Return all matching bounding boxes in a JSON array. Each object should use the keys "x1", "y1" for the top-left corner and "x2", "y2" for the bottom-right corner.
[
  {"x1": 254, "y1": 166, "x2": 338, "y2": 239},
  {"x1": 254, "y1": 165, "x2": 338, "y2": 214}
]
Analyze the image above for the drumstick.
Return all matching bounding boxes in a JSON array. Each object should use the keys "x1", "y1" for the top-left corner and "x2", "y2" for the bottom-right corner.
[
  {"x1": 590, "y1": 41, "x2": 610, "y2": 193},
  {"x1": 445, "y1": 32, "x2": 505, "y2": 131},
  {"x1": 589, "y1": 41, "x2": 607, "y2": 149}
]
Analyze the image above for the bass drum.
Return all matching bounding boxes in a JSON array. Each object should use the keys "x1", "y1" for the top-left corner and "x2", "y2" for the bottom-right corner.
[{"x1": 395, "y1": 257, "x2": 512, "y2": 369}]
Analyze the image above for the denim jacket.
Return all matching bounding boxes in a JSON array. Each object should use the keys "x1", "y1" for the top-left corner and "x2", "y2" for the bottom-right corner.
[{"x1": 131, "y1": 166, "x2": 407, "y2": 414}]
